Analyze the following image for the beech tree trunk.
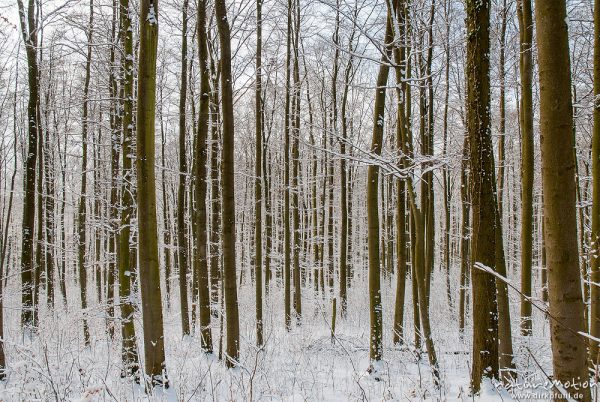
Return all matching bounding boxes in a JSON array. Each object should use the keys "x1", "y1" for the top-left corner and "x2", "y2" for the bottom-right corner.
[
  {"x1": 17, "y1": 0, "x2": 40, "y2": 330},
  {"x1": 136, "y1": 0, "x2": 168, "y2": 384},
  {"x1": 214, "y1": 0, "x2": 241, "y2": 366},
  {"x1": 466, "y1": 0, "x2": 499, "y2": 391},
  {"x1": 535, "y1": 1, "x2": 591, "y2": 399},
  {"x1": 177, "y1": 0, "x2": 191, "y2": 337},
  {"x1": 77, "y1": 0, "x2": 94, "y2": 346},
  {"x1": 590, "y1": 0, "x2": 600, "y2": 365},
  {"x1": 119, "y1": 0, "x2": 140, "y2": 378},
  {"x1": 195, "y1": 0, "x2": 213, "y2": 352},
  {"x1": 517, "y1": 0, "x2": 534, "y2": 336},
  {"x1": 367, "y1": 11, "x2": 391, "y2": 366},
  {"x1": 255, "y1": 0, "x2": 264, "y2": 345}
]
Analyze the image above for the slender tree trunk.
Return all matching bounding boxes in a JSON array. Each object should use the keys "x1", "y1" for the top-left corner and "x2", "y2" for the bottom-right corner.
[
  {"x1": 254, "y1": 0, "x2": 264, "y2": 346},
  {"x1": 196, "y1": 0, "x2": 213, "y2": 352},
  {"x1": 535, "y1": 2, "x2": 591, "y2": 399},
  {"x1": 283, "y1": 0, "x2": 292, "y2": 330},
  {"x1": 442, "y1": 0, "x2": 452, "y2": 308},
  {"x1": 119, "y1": 0, "x2": 140, "y2": 378},
  {"x1": 77, "y1": 0, "x2": 94, "y2": 346},
  {"x1": 392, "y1": 0, "x2": 408, "y2": 345},
  {"x1": 458, "y1": 135, "x2": 470, "y2": 333},
  {"x1": 291, "y1": 0, "x2": 302, "y2": 321},
  {"x1": 17, "y1": 0, "x2": 40, "y2": 330},
  {"x1": 214, "y1": 0, "x2": 241, "y2": 366},
  {"x1": 339, "y1": 27, "x2": 355, "y2": 318},
  {"x1": 263, "y1": 130, "x2": 272, "y2": 295},
  {"x1": 159, "y1": 78, "x2": 171, "y2": 307},
  {"x1": 367, "y1": 11, "x2": 392, "y2": 368},
  {"x1": 590, "y1": 0, "x2": 600, "y2": 365},
  {"x1": 209, "y1": 60, "x2": 222, "y2": 315},
  {"x1": 517, "y1": 0, "x2": 534, "y2": 336},
  {"x1": 177, "y1": 0, "x2": 191, "y2": 337},
  {"x1": 42, "y1": 67, "x2": 55, "y2": 309},
  {"x1": 423, "y1": 0, "x2": 435, "y2": 307},
  {"x1": 106, "y1": 0, "x2": 120, "y2": 339},
  {"x1": 34, "y1": 103, "x2": 44, "y2": 326},
  {"x1": 497, "y1": 0, "x2": 506, "y2": 217}
]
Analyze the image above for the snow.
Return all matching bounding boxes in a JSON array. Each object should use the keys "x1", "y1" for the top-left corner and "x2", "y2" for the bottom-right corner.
[
  {"x1": 147, "y1": 4, "x2": 157, "y2": 25},
  {"x1": 0, "y1": 264, "x2": 565, "y2": 401}
]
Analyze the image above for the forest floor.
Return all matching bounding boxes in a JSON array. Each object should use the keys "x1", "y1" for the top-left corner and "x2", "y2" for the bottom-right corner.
[{"x1": 0, "y1": 266, "x2": 568, "y2": 401}]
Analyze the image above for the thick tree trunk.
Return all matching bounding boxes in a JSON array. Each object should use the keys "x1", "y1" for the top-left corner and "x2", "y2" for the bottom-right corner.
[
  {"x1": 466, "y1": 0, "x2": 499, "y2": 391},
  {"x1": 535, "y1": 2, "x2": 591, "y2": 399},
  {"x1": 136, "y1": 0, "x2": 168, "y2": 385}
]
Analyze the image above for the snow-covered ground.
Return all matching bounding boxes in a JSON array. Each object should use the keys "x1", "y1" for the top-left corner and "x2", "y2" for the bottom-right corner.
[{"x1": 0, "y1": 267, "x2": 569, "y2": 401}]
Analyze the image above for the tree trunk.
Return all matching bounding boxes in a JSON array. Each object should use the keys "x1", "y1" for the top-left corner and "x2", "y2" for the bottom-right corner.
[
  {"x1": 590, "y1": 0, "x2": 600, "y2": 365},
  {"x1": 196, "y1": 0, "x2": 213, "y2": 352},
  {"x1": 367, "y1": 12, "x2": 391, "y2": 367},
  {"x1": 77, "y1": 0, "x2": 94, "y2": 346},
  {"x1": 291, "y1": 0, "x2": 302, "y2": 322},
  {"x1": 17, "y1": 0, "x2": 40, "y2": 330},
  {"x1": 466, "y1": 0, "x2": 499, "y2": 391},
  {"x1": 177, "y1": 0, "x2": 191, "y2": 337},
  {"x1": 209, "y1": 58, "x2": 222, "y2": 315},
  {"x1": 339, "y1": 19, "x2": 355, "y2": 317},
  {"x1": 392, "y1": 0, "x2": 408, "y2": 345},
  {"x1": 106, "y1": 0, "x2": 120, "y2": 339},
  {"x1": 255, "y1": 0, "x2": 264, "y2": 346},
  {"x1": 283, "y1": 0, "x2": 292, "y2": 329},
  {"x1": 214, "y1": 0, "x2": 241, "y2": 366},
  {"x1": 458, "y1": 135, "x2": 470, "y2": 333},
  {"x1": 517, "y1": 0, "x2": 534, "y2": 336},
  {"x1": 535, "y1": 1, "x2": 591, "y2": 399},
  {"x1": 119, "y1": 0, "x2": 140, "y2": 378},
  {"x1": 136, "y1": 0, "x2": 168, "y2": 385}
]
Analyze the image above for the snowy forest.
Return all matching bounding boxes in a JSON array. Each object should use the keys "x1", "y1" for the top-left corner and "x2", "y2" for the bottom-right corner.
[{"x1": 0, "y1": 0, "x2": 597, "y2": 400}]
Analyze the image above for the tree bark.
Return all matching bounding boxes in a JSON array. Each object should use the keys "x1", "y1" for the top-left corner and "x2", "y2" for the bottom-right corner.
[
  {"x1": 17, "y1": 0, "x2": 40, "y2": 330},
  {"x1": 591, "y1": 0, "x2": 600, "y2": 365},
  {"x1": 195, "y1": 0, "x2": 213, "y2": 352},
  {"x1": 214, "y1": 0, "x2": 241, "y2": 366},
  {"x1": 367, "y1": 12, "x2": 392, "y2": 367},
  {"x1": 77, "y1": 0, "x2": 94, "y2": 346},
  {"x1": 517, "y1": 0, "x2": 534, "y2": 336},
  {"x1": 535, "y1": 1, "x2": 591, "y2": 399},
  {"x1": 255, "y1": 0, "x2": 264, "y2": 345},
  {"x1": 119, "y1": 0, "x2": 140, "y2": 378},
  {"x1": 136, "y1": 0, "x2": 168, "y2": 385},
  {"x1": 466, "y1": 0, "x2": 499, "y2": 391},
  {"x1": 177, "y1": 0, "x2": 191, "y2": 337}
]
